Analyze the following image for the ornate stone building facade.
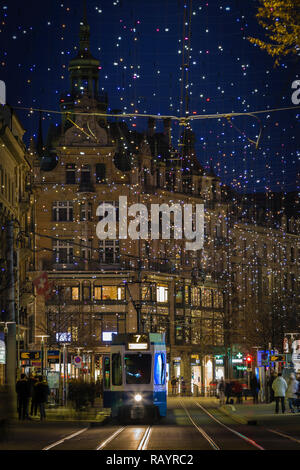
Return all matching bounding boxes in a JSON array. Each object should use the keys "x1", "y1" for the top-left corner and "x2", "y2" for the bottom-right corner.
[
  {"x1": 0, "y1": 105, "x2": 35, "y2": 384},
  {"x1": 27, "y1": 15, "x2": 299, "y2": 392}
]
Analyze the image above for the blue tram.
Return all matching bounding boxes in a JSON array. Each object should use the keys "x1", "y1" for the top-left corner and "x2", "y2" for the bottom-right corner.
[{"x1": 103, "y1": 333, "x2": 167, "y2": 422}]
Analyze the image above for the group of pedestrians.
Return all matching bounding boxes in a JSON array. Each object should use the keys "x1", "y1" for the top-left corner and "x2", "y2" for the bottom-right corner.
[
  {"x1": 217, "y1": 377, "x2": 247, "y2": 405},
  {"x1": 271, "y1": 372, "x2": 300, "y2": 414},
  {"x1": 170, "y1": 376, "x2": 187, "y2": 396},
  {"x1": 16, "y1": 373, "x2": 50, "y2": 421},
  {"x1": 216, "y1": 372, "x2": 300, "y2": 414}
]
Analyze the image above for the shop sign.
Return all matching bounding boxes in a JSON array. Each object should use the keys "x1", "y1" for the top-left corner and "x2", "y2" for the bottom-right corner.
[
  {"x1": 46, "y1": 371, "x2": 60, "y2": 389},
  {"x1": 215, "y1": 355, "x2": 224, "y2": 365},
  {"x1": 20, "y1": 351, "x2": 41, "y2": 360},
  {"x1": 236, "y1": 366, "x2": 247, "y2": 371},
  {"x1": 232, "y1": 352, "x2": 243, "y2": 364},
  {"x1": 292, "y1": 341, "x2": 300, "y2": 371},
  {"x1": 0, "y1": 334, "x2": 5, "y2": 365},
  {"x1": 190, "y1": 354, "x2": 200, "y2": 365}
]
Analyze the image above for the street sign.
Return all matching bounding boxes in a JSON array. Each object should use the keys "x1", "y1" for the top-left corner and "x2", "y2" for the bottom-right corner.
[
  {"x1": 270, "y1": 354, "x2": 285, "y2": 362},
  {"x1": 74, "y1": 355, "x2": 82, "y2": 368},
  {"x1": 47, "y1": 350, "x2": 60, "y2": 363},
  {"x1": 20, "y1": 351, "x2": 41, "y2": 360}
]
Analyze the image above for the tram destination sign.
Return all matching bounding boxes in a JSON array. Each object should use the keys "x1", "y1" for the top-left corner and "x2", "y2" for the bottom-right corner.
[{"x1": 127, "y1": 334, "x2": 149, "y2": 351}]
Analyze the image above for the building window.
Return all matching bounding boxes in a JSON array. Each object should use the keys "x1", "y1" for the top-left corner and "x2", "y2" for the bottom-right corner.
[
  {"x1": 52, "y1": 201, "x2": 74, "y2": 222},
  {"x1": 93, "y1": 285, "x2": 125, "y2": 300},
  {"x1": 71, "y1": 286, "x2": 79, "y2": 301},
  {"x1": 191, "y1": 287, "x2": 201, "y2": 306},
  {"x1": 80, "y1": 239, "x2": 92, "y2": 261},
  {"x1": 213, "y1": 290, "x2": 223, "y2": 308},
  {"x1": 201, "y1": 288, "x2": 213, "y2": 307},
  {"x1": 80, "y1": 202, "x2": 92, "y2": 221},
  {"x1": 53, "y1": 239, "x2": 74, "y2": 264},
  {"x1": 94, "y1": 286, "x2": 102, "y2": 300},
  {"x1": 95, "y1": 163, "x2": 106, "y2": 183},
  {"x1": 66, "y1": 164, "x2": 76, "y2": 184},
  {"x1": 157, "y1": 284, "x2": 168, "y2": 303},
  {"x1": 80, "y1": 164, "x2": 91, "y2": 185},
  {"x1": 175, "y1": 287, "x2": 183, "y2": 304},
  {"x1": 102, "y1": 286, "x2": 125, "y2": 300},
  {"x1": 99, "y1": 240, "x2": 120, "y2": 264}
]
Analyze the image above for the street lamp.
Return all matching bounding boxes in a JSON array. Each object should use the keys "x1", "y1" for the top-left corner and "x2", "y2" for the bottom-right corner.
[{"x1": 35, "y1": 335, "x2": 49, "y2": 376}]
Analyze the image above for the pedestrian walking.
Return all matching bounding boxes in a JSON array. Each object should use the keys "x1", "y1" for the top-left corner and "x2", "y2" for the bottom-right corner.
[
  {"x1": 28, "y1": 373, "x2": 38, "y2": 416},
  {"x1": 272, "y1": 372, "x2": 287, "y2": 414},
  {"x1": 171, "y1": 376, "x2": 177, "y2": 395},
  {"x1": 88, "y1": 381, "x2": 96, "y2": 407},
  {"x1": 233, "y1": 380, "x2": 243, "y2": 404},
  {"x1": 286, "y1": 373, "x2": 298, "y2": 413},
  {"x1": 34, "y1": 376, "x2": 50, "y2": 421},
  {"x1": 16, "y1": 374, "x2": 30, "y2": 420},
  {"x1": 250, "y1": 373, "x2": 260, "y2": 404},
  {"x1": 217, "y1": 377, "x2": 225, "y2": 405},
  {"x1": 267, "y1": 370, "x2": 276, "y2": 403},
  {"x1": 181, "y1": 378, "x2": 186, "y2": 396},
  {"x1": 225, "y1": 380, "x2": 232, "y2": 404}
]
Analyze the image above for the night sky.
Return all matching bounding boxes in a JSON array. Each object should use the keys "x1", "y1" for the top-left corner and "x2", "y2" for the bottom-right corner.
[{"x1": 1, "y1": 0, "x2": 299, "y2": 194}]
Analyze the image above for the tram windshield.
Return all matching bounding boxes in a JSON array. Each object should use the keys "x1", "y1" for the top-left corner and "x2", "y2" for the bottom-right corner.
[{"x1": 124, "y1": 353, "x2": 151, "y2": 384}]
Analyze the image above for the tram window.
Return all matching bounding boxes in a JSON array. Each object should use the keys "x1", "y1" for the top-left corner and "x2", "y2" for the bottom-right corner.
[
  {"x1": 112, "y1": 353, "x2": 122, "y2": 386},
  {"x1": 104, "y1": 357, "x2": 110, "y2": 389},
  {"x1": 154, "y1": 353, "x2": 165, "y2": 385},
  {"x1": 124, "y1": 354, "x2": 151, "y2": 384}
]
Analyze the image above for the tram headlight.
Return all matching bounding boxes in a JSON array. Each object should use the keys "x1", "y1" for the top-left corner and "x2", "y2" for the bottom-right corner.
[{"x1": 134, "y1": 393, "x2": 142, "y2": 403}]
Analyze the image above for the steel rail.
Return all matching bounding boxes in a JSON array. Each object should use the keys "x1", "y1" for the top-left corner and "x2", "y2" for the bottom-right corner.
[
  {"x1": 42, "y1": 427, "x2": 89, "y2": 450},
  {"x1": 179, "y1": 399, "x2": 220, "y2": 450},
  {"x1": 193, "y1": 400, "x2": 264, "y2": 450}
]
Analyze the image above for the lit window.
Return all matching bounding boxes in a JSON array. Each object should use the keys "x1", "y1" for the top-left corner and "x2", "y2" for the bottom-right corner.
[
  {"x1": 71, "y1": 286, "x2": 79, "y2": 300},
  {"x1": 157, "y1": 285, "x2": 168, "y2": 303}
]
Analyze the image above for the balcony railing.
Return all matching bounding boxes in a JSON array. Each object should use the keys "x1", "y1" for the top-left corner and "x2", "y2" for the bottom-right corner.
[{"x1": 41, "y1": 257, "x2": 177, "y2": 274}]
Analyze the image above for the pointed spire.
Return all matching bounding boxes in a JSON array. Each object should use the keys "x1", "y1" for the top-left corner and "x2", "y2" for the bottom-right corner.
[
  {"x1": 82, "y1": 0, "x2": 87, "y2": 25},
  {"x1": 79, "y1": 0, "x2": 91, "y2": 56}
]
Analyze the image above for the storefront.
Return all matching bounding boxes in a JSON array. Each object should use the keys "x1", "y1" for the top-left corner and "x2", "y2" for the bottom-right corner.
[{"x1": 214, "y1": 355, "x2": 225, "y2": 381}]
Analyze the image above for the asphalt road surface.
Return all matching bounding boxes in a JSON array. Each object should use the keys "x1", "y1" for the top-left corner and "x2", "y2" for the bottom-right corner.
[{"x1": 1, "y1": 397, "x2": 300, "y2": 452}]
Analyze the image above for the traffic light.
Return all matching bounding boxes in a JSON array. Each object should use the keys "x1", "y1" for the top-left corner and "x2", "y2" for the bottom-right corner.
[{"x1": 245, "y1": 354, "x2": 253, "y2": 369}]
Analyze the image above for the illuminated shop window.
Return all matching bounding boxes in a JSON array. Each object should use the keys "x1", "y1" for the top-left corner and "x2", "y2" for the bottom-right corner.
[{"x1": 157, "y1": 284, "x2": 168, "y2": 303}]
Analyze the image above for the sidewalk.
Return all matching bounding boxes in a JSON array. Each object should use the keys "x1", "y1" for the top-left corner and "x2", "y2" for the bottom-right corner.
[
  {"x1": 219, "y1": 399, "x2": 300, "y2": 425},
  {"x1": 10, "y1": 398, "x2": 111, "y2": 425}
]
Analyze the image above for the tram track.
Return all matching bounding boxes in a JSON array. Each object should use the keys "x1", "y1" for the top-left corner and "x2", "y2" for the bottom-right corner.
[
  {"x1": 41, "y1": 398, "x2": 300, "y2": 451},
  {"x1": 178, "y1": 398, "x2": 265, "y2": 450}
]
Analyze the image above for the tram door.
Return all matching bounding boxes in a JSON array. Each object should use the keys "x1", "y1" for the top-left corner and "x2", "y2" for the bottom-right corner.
[{"x1": 102, "y1": 355, "x2": 111, "y2": 408}]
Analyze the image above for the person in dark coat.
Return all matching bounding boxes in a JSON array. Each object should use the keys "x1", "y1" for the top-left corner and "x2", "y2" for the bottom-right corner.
[
  {"x1": 181, "y1": 378, "x2": 187, "y2": 396},
  {"x1": 27, "y1": 373, "x2": 38, "y2": 416},
  {"x1": 16, "y1": 374, "x2": 30, "y2": 420},
  {"x1": 250, "y1": 373, "x2": 260, "y2": 404},
  {"x1": 225, "y1": 380, "x2": 232, "y2": 404},
  {"x1": 267, "y1": 371, "x2": 276, "y2": 403},
  {"x1": 34, "y1": 376, "x2": 50, "y2": 421},
  {"x1": 233, "y1": 381, "x2": 243, "y2": 404},
  {"x1": 88, "y1": 381, "x2": 96, "y2": 407},
  {"x1": 171, "y1": 376, "x2": 178, "y2": 395}
]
